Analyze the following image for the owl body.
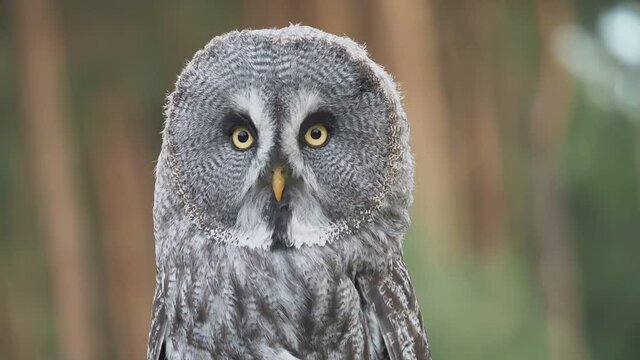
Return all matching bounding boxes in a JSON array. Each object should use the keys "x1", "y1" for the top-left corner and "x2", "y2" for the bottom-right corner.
[
  {"x1": 149, "y1": 26, "x2": 431, "y2": 360},
  {"x1": 154, "y1": 228, "x2": 389, "y2": 359}
]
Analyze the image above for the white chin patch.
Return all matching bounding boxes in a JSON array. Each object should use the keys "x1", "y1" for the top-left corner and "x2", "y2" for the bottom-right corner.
[
  {"x1": 230, "y1": 191, "x2": 273, "y2": 249},
  {"x1": 229, "y1": 187, "x2": 333, "y2": 249},
  {"x1": 287, "y1": 186, "x2": 332, "y2": 247}
]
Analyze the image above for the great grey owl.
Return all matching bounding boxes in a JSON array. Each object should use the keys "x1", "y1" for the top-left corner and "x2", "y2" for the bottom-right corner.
[{"x1": 148, "y1": 25, "x2": 431, "y2": 360}]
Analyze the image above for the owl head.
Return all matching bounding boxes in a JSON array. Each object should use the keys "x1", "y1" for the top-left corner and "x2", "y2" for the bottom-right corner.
[{"x1": 154, "y1": 25, "x2": 414, "y2": 252}]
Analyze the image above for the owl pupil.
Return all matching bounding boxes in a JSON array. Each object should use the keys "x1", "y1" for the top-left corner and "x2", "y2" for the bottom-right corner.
[
  {"x1": 310, "y1": 128, "x2": 322, "y2": 140},
  {"x1": 237, "y1": 131, "x2": 249, "y2": 143}
]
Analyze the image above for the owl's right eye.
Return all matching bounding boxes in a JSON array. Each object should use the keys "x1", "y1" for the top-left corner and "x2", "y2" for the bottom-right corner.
[{"x1": 231, "y1": 127, "x2": 254, "y2": 150}]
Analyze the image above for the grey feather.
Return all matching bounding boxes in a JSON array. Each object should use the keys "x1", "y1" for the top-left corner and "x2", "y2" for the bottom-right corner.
[
  {"x1": 357, "y1": 257, "x2": 431, "y2": 359},
  {"x1": 148, "y1": 25, "x2": 431, "y2": 360}
]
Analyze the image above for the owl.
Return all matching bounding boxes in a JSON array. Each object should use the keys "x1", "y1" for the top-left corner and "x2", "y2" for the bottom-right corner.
[{"x1": 148, "y1": 25, "x2": 431, "y2": 360}]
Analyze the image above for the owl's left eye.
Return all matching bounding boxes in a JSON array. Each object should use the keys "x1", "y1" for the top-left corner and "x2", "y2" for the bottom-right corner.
[
  {"x1": 304, "y1": 124, "x2": 329, "y2": 148},
  {"x1": 231, "y1": 127, "x2": 254, "y2": 150}
]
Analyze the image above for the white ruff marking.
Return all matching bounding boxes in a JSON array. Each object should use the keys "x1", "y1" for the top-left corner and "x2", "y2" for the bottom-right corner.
[
  {"x1": 279, "y1": 90, "x2": 335, "y2": 247},
  {"x1": 281, "y1": 90, "x2": 323, "y2": 193},
  {"x1": 232, "y1": 190, "x2": 272, "y2": 248},
  {"x1": 230, "y1": 89, "x2": 274, "y2": 249},
  {"x1": 288, "y1": 185, "x2": 332, "y2": 247},
  {"x1": 233, "y1": 88, "x2": 274, "y2": 196}
]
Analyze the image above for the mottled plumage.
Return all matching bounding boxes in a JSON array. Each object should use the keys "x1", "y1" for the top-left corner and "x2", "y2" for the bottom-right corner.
[{"x1": 148, "y1": 25, "x2": 431, "y2": 359}]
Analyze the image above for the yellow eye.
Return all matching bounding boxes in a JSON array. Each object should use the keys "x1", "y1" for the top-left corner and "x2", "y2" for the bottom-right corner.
[
  {"x1": 231, "y1": 127, "x2": 254, "y2": 150},
  {"x1": 304, "y1": 124, "x2": 329, "y2": 148}
]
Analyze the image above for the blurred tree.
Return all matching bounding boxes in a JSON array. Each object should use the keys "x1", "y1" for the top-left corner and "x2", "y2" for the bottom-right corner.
[
  {"x1": 89, "y1": 87, "x2": 155, "y2": 360},
  {"x1": 13, "y1": 0, "x2": 95, "y2": 359},
  {"x1": 530, "y1": 2, "x2": 587, "y2": 360},
  {"x1": 375, "y1": 0, "x2": 464, "y2": 264},
  {"x1": 436, "y1": 0, "x2": 509, "y2": 253}
]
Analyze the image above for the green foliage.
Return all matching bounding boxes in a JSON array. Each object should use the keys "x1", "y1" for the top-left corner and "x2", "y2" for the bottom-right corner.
[
  {"x1": 405, "y1": 225, "x2": 548, "y2": 360},
  {"x1": 566, "y1": 89, "x2": 640, "y2": 360}
]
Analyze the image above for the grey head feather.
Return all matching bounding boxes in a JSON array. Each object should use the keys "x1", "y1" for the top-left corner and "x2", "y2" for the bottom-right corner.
[{"x1": 159, "y1": 24, "x2": 413, "y2": 249}]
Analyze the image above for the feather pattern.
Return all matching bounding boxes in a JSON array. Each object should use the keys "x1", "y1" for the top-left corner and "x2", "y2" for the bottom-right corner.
[
  {"x1": 147, "y1": 240, "x2": 430, "y2": 359},
  {"x1": 357, "y1": 257, "x2": 431, "y2": 360}
]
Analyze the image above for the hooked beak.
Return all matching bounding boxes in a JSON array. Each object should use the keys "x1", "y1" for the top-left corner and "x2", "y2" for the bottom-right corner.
[{"x1": 272, "y1": 165, "x2": 286, "y2": 202}]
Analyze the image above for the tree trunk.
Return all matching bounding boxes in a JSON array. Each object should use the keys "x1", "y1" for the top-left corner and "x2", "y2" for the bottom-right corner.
[
  {"x1": 374, "y1": 0, "x2": 463, "y2": 263},
  {"x1": 531, "y1": 1, "x2": 588, "y2": 359},
  {"x1": 88, "y1": 87, "x2": 156, "y2": 360},
  {"x1": 13, "y1": 0, "x2": 95, "y2": 359}
]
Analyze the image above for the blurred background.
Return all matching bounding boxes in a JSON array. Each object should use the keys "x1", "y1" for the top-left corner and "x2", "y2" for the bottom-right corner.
[{"x1": 1, "y1": 0, "x2": 639, "y2": 359}]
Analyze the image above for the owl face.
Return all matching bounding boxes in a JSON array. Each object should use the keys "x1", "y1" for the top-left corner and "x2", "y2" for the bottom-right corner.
[{"x1": 161, "y1": 26, "x2": 412, "y2": 249}]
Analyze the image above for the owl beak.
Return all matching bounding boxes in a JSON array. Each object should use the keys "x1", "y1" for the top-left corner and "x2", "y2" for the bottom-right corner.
[{"x1": 272, "y1": 165, "x2": 286, "y2": 202}]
